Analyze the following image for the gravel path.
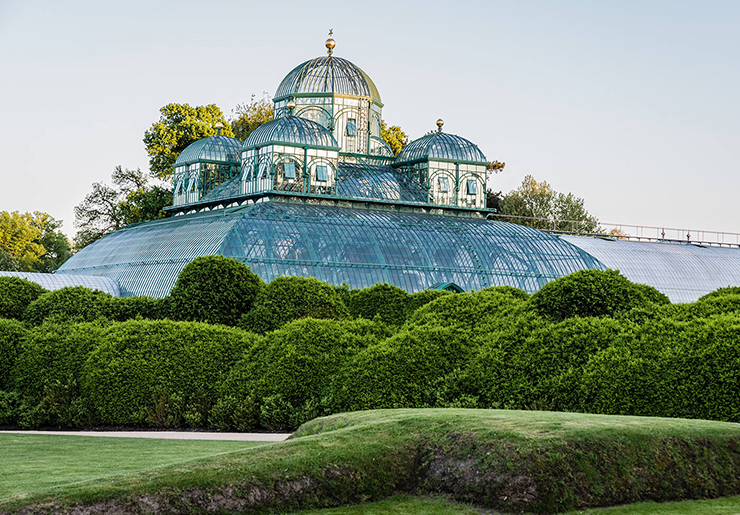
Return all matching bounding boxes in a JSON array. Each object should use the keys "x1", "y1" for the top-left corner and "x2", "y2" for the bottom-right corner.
[{"x1": 0, "y1": 430, "x2": 291, "y2": 441}]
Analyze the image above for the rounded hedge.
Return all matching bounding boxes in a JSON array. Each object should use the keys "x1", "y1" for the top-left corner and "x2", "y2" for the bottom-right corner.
[
  {"x1": 169, "y1": 256, "x2": 264, "y2": 326},
  {"x1": 83, "y1": 319, "x2": 258, "y2": 425},
  {"x1": 239, "y1": 276, "x2": 349, "y2": 334},
  {"x1": 348, "y1": 283, "x2": 410, "y2": 325},
  {"x1": 23, "y1": 287, "x2": 113, "y2": 326},
  {"x1": 0, "y1": 318, "x2": 28, "y2": 389},
  {"x1": 0, "y1": 277, "x2": 47, "y2": 320},
  {"x1": 530, "y1": 269, "x2": 669, "y2": 321}
]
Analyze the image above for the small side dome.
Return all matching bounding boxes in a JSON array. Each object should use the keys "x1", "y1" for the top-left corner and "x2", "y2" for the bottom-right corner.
[
  {"x1": 274, "y1": 56, "x2": 382, "y2": 104},
  {"x1": 175, "y1": 134, "x2": 242, "y2": 166},
  {"x1": 394, "y1": 131, "x2": 487, "y2": 166},
  {"x1": 242, "y1": 116, "x2": 340, "y2": 150}
]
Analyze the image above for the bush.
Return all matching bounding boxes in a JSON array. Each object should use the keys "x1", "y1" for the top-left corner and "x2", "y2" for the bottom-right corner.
[
  {"x1": 0, "y1": 318, "x2": 28, "y2": 389},
  {"x1": 108, "y1": 296, "x2": 169, "y2": 321},
  {"x1": 406, "y1": 289, "x2": 453, "y2": 316},
  {"x1": 348, "y1": 283, "x2": 410, "y2": 325},
  {"x1": 239, "y1": 276, "x2": 349, "y2": 333},
  {"x1": 169, "y1": 255, "x2": 264, "y2": 326},
  {"x1": 83, "y1": 319, "x2": 258, "y2": 426},
  {"x1": 530, "y1": 269, "x2": 669, "y2": 321},
  {"x1": 23, "y1": 287, "x2": 113, "y2": 326},
  {"x1": 0, "y1": 390, "x2": 21, "y2": 425},
  {"x1": 699, "y1": 286, "x2": 740, "y2": 301},
  {"x1": 0, "y1": 277, "x2": 47, "y2": 320}
]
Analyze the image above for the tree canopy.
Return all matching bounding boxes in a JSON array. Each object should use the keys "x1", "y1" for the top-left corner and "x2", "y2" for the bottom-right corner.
[
  {"x1": 74, "y1": 166, "x2": 171, "y2": 250},
  {"x1": 230, "y1": 95, "x2": 274, "y2": 141},
  {"x1": 380, "y1": 121, "x2": 408, "y2": 156},
  {"x1": 0, "y1": 211, "x2": 71, "y2": 272},
  {"x1": 497, "y1": 175, "x2": 598, "y2": 233},
  {"x1": 144, "y1": 103, "x2": 234, "y2": 181}
]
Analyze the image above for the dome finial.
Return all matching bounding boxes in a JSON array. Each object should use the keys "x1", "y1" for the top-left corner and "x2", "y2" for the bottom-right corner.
[
  {"x1": 215, "y1": 121, "x2": 224, "y2": 136},
  {"x1": 436, "y1": 119, "x2": 444, "y2": 132},
  {"x1": 325, "y1": 29, "x2": 336, "y2": 56},
  {"x1": 287, "y1": 99, "x2": 296, "y2": 114}
]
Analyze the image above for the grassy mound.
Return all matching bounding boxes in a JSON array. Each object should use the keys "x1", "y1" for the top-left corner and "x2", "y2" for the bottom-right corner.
[{"x1": 3, "y1": 409, "x2": 740, "y2": 514}]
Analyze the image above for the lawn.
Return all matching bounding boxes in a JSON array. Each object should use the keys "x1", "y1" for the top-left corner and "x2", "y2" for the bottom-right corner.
[
  {"x1": 0, "y1": 433, "x2": 268, "y2": 501},
  {"x1": 3, "y1": 409, "x2": 740, "y2": 514}
]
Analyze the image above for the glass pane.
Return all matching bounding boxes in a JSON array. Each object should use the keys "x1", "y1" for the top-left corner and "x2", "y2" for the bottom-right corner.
[
  {"x1": 316, "y1": 165, "x2": 328, "y2": 182},
  {"x1": 438, "y1": 177, "x2": 449, "y2": 192},
  {"x1": 346, "y1": 118, "x2": 357, "y2": 137},
  {"x1": 467, "y1": 179, "x2": 477, "y2": 195},
  {"x1": 284, "y1": 162, "x2": 296, "y2": 179}
]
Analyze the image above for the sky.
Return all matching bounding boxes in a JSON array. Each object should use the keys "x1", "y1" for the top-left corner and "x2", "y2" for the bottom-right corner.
[{"x1": 0, "y1": 0, "x2": 738, "y2": 239}]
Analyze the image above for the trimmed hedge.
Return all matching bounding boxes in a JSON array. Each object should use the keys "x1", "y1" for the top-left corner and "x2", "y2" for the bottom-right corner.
[
  {"x1": 0, "y1": 276, "x2": 47, "y2": 320},
  {"x1": 348, "y1": 283, "x2": 411, "y2": 325},
  {"x1": 0, "y1": 318, "x2": 28, "y2": 389},
  {"x1": 169, "y1": 255, "x2": 263, "y2": 326},
  {"x1": 83, "y1": 319, "x2": 258, "y2": 426},
  {"x1": 239, "y1": 276, "x2": 349, "y2": 334},
  {"x1": 23, "y1": 287, "x2": 113, "y2": 326}
]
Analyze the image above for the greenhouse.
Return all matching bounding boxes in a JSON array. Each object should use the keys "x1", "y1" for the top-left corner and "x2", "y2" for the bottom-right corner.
[{"x1": 54, "y1": 35, "x2": 740, "y2": 302}]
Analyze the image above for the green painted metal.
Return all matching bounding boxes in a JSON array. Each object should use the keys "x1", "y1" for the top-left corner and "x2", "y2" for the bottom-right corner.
[
  {"x1": 394, "y1": 131, "x2": 488, "y2": 167},
  {"x1": 242, "y1": 116, "x2": 340, "y2": 151},
  {"x1": 175, "y1": 135, "x2": 241, "y2": 166}
]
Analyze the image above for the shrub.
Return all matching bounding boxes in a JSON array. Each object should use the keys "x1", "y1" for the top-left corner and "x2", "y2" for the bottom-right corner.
[
  {"x1": 0, "y1": 390, "x2": 21, "y2": 425},
  {"x1": 530, "y1": 269, "x2": 669, "y2": 321},
  {"x1": 0, "y1": 277, "x2": 47, "y2": 320},
  {"x1": 169, "y1": 255, "x2": 264, "y2": 326},
  {"x1": 209, "y1": 395, "x2": 259, "y2": 431},
  {"x1": 83, "y1": 319, "x2": 258, "y2": 426},
  {"x1": 348, "y1": 283, "x2": 410, "y2": 325},
  {"x1": 0, "y1": 318, "x2": 28, "y2": 389},
  {"x1": 406, "y1": 289, "x2": 453, "y2": 316},
  {"x1": 23, "y1": 287, "x2": 113, "y2": 326},
  {"x1": 699, "y1": 286, "x2": 740, "y2": 301},
  {"x1": 108, "y1": 295, "x2": 169, "y2": 321},
  {"x1": 239, "y1": 276, "x2": 348, "y2": 333}
]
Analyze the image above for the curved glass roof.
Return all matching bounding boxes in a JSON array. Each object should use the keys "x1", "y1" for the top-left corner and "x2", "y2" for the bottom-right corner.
[
  {"x1": 58, "y1": 202, "x2": 602, "y2": 297},
  {"x1": 243, "y1": 116, "x2": 339, "y2": 150},
  {"x1": 395, "y1": 132, "x2": 487, "y2": 166},
  {"x1": 336, "y1": 163, "x2": 428, "y2": 203},
  {"x1": 274, "y1": 56, "x2": 382, "y2": 103},
  {"x1": 562, "y1": 235, "x2": 740, "y2": 303},
  {"x1": 175, "y1": 135, "x2": 241, "y2": 166},
  {"x1": 0, "y1": 271, "x2": 121, "y2": 296}
]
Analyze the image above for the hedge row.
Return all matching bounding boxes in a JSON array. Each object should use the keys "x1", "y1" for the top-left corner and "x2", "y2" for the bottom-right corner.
[{"x1": 1, "y1": 262, "x2": 739, "y2": 431}]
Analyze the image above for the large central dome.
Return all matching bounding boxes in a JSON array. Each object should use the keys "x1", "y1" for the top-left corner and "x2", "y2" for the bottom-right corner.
[{"x1": 274, "y1": 56, "x2": 382, "y2": 104}]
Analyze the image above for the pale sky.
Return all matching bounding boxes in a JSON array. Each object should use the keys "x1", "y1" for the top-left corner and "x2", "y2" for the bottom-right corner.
[{"x1": 0, "y1": 0, "x2": 738, "y2": 238}]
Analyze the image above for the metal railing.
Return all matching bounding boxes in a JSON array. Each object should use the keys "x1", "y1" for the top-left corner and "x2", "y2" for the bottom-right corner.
[{"x1": 489, "y1": 214, "x2": 740, "y2": 248}]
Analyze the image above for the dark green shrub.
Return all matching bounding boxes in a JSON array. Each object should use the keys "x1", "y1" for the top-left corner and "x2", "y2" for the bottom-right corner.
[
  {"x1": 406, "y1": 289, "x2": 453, "y2": 316},
  {"x1": 0, "y1": 318, "x2": 28, "y2": 389},
  {"x1": 259, "y1": 394, "x2": 319, "y2": 431},
  {"x1": 348, "y1": 283, "x2": 410, "y2": 325},
  {"x1": 331, "y1": 324, "x2": 474, "y2": 411},
  {"x1": 221, "y1": 318, "x2": 390, "y2": 411},
  {"x1": 12, "y1": 322, "x2": 105, "y2": 427},
  {"x1": 83, "y1": 319, "x2": 258, "y2": 426},
  {"x1": 0, "y1": 390, "x2": 21, "y2": 425},
  {"x1": 530, "y1": 269, "x2": 669, "y2": 321},
  {"x1": 239, "y1": 276, "x2": 348, "y2": 333},
  {"x1": 169, "y1": 255, "x2": 264, "y2": 326},
  {"x1": 108, "y1": 295, "x2": 169, "y2": 321},
  {"x1": 0, "y1": 277, "x2": 47, "y2": 320},
  {"x1": 478, "y1": 285, "x2": 530, "y2": 301},
  {"x1": 23, "y1": 287, "x2": 113, "y2": 326},
  {"x1": 209, "y1": 395, "x2": 259, "y2": 431},
  {"x1": 699, "y1": 286, "x2": 740, "y2": 301}
]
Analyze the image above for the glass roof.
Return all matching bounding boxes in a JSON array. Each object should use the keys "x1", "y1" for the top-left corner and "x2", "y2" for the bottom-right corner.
[
  {"x1": 336, "y1": 163, "x2": 428, "y2": 203},
  {"x1": 561, "y1": 235, "x2": 740, "y2": 303},
  {"x1": 58, "y1": 202, "x2": 602, "y2": 297},
  {"x1": 0, "y1": 271, "x2": 121, "y2": 296},
  {"x1": 274, "y1": 56, "x2": 382, "y2": 103},
  {"x1": 395, "y1": 132, "x2": 487, "y2": 166},
  {"x1": 175, "y1": 135, "x2": 242, "y2": 166},
  {"x1": 243, "y1": 116, "x2": 340, "y2": 150}
]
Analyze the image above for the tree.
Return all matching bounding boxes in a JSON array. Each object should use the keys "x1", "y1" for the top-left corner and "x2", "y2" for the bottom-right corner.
[
  {"x1": 0, "y1": 211, "x2": 70, "y2": 272},
  {"x1": 498, "y1": 175, "x2": 598, "y2": 233},
  {"x1": 230, "y1": 94, "x2": 274, "y2": 141},
  {"x1": 143, "y1": 103, "x2": 234, "y2": 181},
  {"x1": 380, "y1": 121, "x2": 408, "y2": 156},
  {"x1": 74, "y1": 166, "x2": 171, "y2": 250}
]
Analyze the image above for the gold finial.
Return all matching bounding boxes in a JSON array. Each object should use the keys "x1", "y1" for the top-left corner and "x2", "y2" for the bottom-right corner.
[
  {"x1": 287, "y1": 100, "x2": 296, "y2": 113},
  {"x1": 325, "y1": 29, "x2": 336, "y2": 55},
  {"x1": 436, "y1": 119, "x2": 444, "y2": 132},
  {"x1": 215, "y1": 121, "x2": 224, "y2": 135}
]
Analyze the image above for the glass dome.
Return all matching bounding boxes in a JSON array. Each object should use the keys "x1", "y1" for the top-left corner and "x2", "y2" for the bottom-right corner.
[
  {"x1": 242, "y1": 116, "x2": 340, "y2": 150},
  {"x1": 175, "y1": 135, "x2": 241, "y2": 166},
  {"x1": 274, "y1": 56, "x2": 382, "y2": 104},
  {"x1": 395, "y1": 132, "x2": 487, "y2": 166}
]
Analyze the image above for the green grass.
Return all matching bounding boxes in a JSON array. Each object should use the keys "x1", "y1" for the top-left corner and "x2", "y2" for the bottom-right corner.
[
  {"x1": 0, "y1": 434, "x2": 267, "y2": 501},
  {"x1": 292, "y1": 494, "x2": 740, "y2": 515},
  {"x1": 3, "y1": 409, "x2": 740, "y2": 514}
]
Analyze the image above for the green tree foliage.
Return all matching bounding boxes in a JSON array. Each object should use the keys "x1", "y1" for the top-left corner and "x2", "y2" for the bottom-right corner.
[
  {"x1": 144, "y1": 103, "x2": 233, "y2": 180},
  {"x1": 169, "y1": 256, "x2": 264, "y2": 326},
  {"x1": 0, "y1": 276, "x2": 47, "y2": 320},
  {"x1": 73, "y1": 166, "x2": 171, "y2": 250},
  {"x1": 498, "y1": 175, "x2": 598, "y2": 233},
  {"x1": 230, "y1": 94, "x2": 274, "y2": 141},
  {"x1": 0, "y1": 211, "x2": 71, "y2": 272},
  {"x1": 240, "y1": 276, "x2": 349, "y2": 333},
  {"x1": 380, "y1": 121, "x2": 408, "y2": 156},
  {"x1": 83, "y1": 320, "x2": 256, "y2": 426},
  {"x1": 530, "y1": 269, "x2": 669, "y2": 321}
]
